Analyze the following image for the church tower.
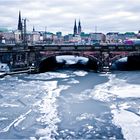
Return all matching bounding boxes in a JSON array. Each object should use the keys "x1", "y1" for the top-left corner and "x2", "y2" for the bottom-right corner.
[
  {"x1": 15, "y1": 11, "x2": 23, "y2": 43},
  {"x1": 73, "y1": 20, "x2": 77, "y2": 36},
  {"x1": 18, "y1": 11, "x2": 22, "y2": 31},
  {"x1": 78, "y1": 20, "x2": 81, "y2": 35},
  {"x1": 33, "y1": 26, "x2": 35, "y2": 32}
]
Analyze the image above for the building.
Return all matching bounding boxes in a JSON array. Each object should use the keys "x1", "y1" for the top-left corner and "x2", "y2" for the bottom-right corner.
[
  {"x1": 90, "y1": 33, "x2": 106, "y2": 44},
  {"x1": 14, "y1": 30, "x2": 22, "y2": 43},
  {"x1": 31, "y1": 30, "x2": 40, "y2": 44},
  {"x1": 56, "y1": 32, "x2": 62, "y2": 38},
  {"x1": 73, "y1": 20, "x2": 77, "y2": 36},
  {"x1": 18, "y1": 11, "x2": 22, "y2": 31},
  {"x1": 124, "y1": 32, "x2": 136, "y2": 39},
  {"x1": 106, "y1": 32, "x2": 137, "y2": 44},
  {"x1": 78, "y1": 20, "x2": 82, "y2": 35},
  {"x1": 106, "y1": 32, "x2": 119, "y2": 43},
  {"x1": 137, "y1": 30, "x2": 140, "y2": 39},
  {"x1": 43, "y1": 32, "x2": 54, "y2": 44},
  {"x1": 14, "y1": 11, "x2": 23, "y2": 43},
  {"x1": 73, "y1": 19, "x2": 82, "y2": 36},
  {"x1": 80, "y1": 32, "x2": 90, "y2": 44},
  {"x1": 55, "y1": 32, "x2": 63, "y2": 44},
  {"x1": 64, "y1": 34, "x2": 73, "y2": 44},
  {"x1": 0, "y1": 28, "x2": 15, "y2": 44},
  {"x1": 117, "y1": 33, "x2": 126, "y2": 43},
  {"x1": 72, "y1": 35, "x2": 81, "y2": 44},
  {"x1": 1, "y1": 31, "x2": 15, "y2": 44}
]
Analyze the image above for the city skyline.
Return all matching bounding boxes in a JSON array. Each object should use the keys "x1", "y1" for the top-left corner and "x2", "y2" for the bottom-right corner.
[{"x1": 0, "y1": 0, "x2": 140, "y2": 34}]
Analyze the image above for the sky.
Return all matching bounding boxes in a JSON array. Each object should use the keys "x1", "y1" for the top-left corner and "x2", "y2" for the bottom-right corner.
[{"x1": 0, "y1": 0, "x2": 140, "y2": 35}]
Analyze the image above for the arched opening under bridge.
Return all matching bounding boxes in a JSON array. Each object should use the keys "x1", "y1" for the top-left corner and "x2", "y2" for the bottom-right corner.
[
  {"x1": 38, "y1": 54, "x2": 101, "y2": 73},
  {"x1": 110, "y1": 53, "x2": 140, "y2": 71}
]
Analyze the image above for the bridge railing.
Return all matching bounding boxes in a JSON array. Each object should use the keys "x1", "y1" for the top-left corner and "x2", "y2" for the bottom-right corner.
[
  {"x1": 0, "y1": 44, "x2": 29, "y2": 52},
  {"x1": 0, "y1": 44, "x2": 140, "y2": 52},
  {"x1": 29, "y1": 44, "x2": 140, "y2": 51}
]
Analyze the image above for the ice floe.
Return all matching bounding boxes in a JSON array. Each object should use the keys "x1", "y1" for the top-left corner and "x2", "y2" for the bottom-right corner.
[
  {"x1": 112, "y1": 109, "x2": 140, "y2": 140},
  {"x1": 73, "y1": 71, "x2": 88, "y2": 76}
]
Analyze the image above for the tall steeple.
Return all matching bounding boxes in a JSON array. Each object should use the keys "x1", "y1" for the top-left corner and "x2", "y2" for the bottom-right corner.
[
  {"x1": 18, "y1": 11, "x2": 22, "y2": 31},
  {"x1": 73, "y1": 20, "x2": 77, "y2": 36},
  {"x1": 33, "y1": 26, "x2": 35, "y2": 32},
  {"x1": 78, "y1": 20, "x2": 81, "y2": 35}
]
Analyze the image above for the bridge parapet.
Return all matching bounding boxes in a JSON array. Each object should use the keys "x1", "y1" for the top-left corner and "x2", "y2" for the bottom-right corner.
[
  {"x1": 0, "y1": 44, "x2": 29, "y2": 52},
  {"x1": 29, "y1": 44, "x2": 140, "y2": 52},
  {"x1": 0, "y1": 44, "x2": 140, "y2": 52}
]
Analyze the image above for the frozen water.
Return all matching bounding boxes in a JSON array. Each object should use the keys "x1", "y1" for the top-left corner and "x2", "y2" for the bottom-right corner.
[
  {"x1": 56, "y1": 55, "x2": 88, "y2": 64},
  {"x1": 112, "y1": 109, "x2": 140, "y2": 140},
  {"x1": 0, "y1": 70, "x2": 139, "y2": 139}
]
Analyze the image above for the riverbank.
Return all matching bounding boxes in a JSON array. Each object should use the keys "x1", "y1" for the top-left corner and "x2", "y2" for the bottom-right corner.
[{"x1": 0, "y1": 67, "x2": 35, "y2": 78}]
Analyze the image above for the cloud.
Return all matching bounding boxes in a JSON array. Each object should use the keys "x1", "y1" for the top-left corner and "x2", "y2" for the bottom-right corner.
[{"x1": 0, "y1": 0, "x2": 140, "y2": 34}]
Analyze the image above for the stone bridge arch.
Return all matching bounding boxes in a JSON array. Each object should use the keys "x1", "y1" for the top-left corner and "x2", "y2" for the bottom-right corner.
[
  {"x1": 37, "y1": 51, "x2": 103, "y2": 72},
  {"x1": 110, "y1": 52, "x2": 140, "y2": 64}
]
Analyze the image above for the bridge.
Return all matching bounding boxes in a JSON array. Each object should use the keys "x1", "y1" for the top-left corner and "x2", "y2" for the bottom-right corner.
[{"x1": 0, "y1": 44, "x2": 140, "y2": 72}]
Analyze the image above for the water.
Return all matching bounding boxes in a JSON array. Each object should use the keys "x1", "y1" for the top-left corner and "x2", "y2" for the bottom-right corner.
[{"x1": 0, "y1": 70, "x2": 140, "y2": 140}]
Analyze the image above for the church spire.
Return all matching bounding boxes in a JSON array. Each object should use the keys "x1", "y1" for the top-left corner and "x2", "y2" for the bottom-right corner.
[
  {"x1": 73, "y1": 19, "x2": 77, "y2": 36},
  {"x1": 33, "y1": 26, "x2": 35, "y2": 32},
  {"x1": 18, "y1": 11, "x2": 22, "y2": 31},
  {"x1": 78, "y1": 20, "x2": 81, "y2": 35}
]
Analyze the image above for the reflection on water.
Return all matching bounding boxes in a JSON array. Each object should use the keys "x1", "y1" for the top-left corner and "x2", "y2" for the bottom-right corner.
[{"x1": 0, "y1": 70, "x2": 140, "y2": 139}]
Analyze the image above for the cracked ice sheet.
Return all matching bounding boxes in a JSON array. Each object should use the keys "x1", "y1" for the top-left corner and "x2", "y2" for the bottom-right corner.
[
  {"x1": 112, "y1": 85, "x2": 140, "y2": 98},
  {"x1": 73, "y1": 71, "x2": 88, "y2": 77},
  {"x1": 112, "y1": 109, "x2": 140, "y2": 140},
  {"x1": 90, "y1": 74, "x2": 140, "y2": 140},
  {"x1": 35, "y1": 81, "x2": 70, "y2": 140},
  {"x1": 91, "y1": 74, "x2": 140, "y2": 101},
  {"x1": 25, "y1": 72, "x2": 69, "y2": 80}
]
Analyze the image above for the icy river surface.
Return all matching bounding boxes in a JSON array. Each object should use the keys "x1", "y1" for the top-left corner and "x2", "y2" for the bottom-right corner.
[{"x1": 0, "y1": 70, "x2": 140, "y2": 140}]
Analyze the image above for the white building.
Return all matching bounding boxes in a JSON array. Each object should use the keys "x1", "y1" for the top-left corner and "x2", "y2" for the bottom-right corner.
[
  {"x1": 14, "y1": 30, "x2": 22, "y2": 43},
  {"x1": 72, "y1": 35, "x2": 81, "y2": 44},
  {"x1": 106, "y1": 32, "x2": 119, "y2": 43},
  {"x1": 32, "y1": 31, "x2": 40, "y2": 43}
]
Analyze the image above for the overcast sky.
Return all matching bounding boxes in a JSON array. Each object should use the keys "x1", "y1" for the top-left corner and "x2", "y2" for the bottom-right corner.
[{"x1": 0, "y1": 0, "x2": 140, "y2": 34}]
